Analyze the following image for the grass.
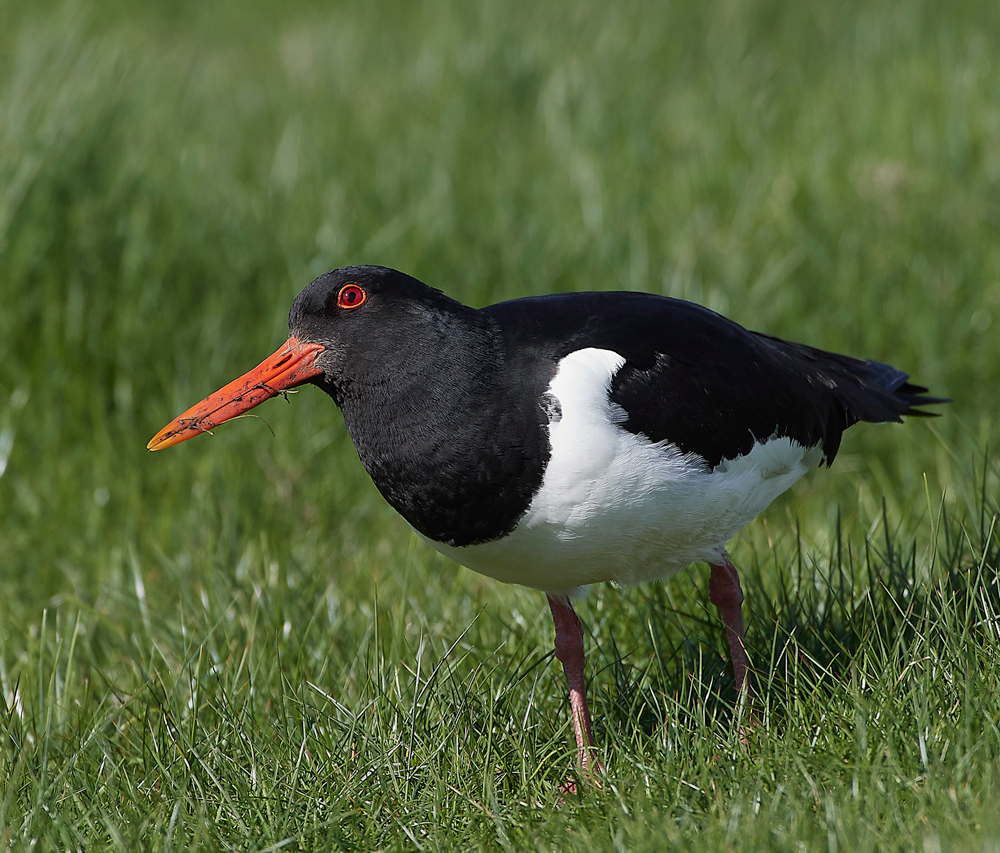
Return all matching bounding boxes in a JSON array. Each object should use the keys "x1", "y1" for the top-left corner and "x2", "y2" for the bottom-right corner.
[{"x1": 1, "y1": 0, "x2": 998, "y2": 848}]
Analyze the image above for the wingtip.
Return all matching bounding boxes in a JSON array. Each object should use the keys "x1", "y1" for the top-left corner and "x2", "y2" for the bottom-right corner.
[{"x1": 900, "y1": 394, "x2": 952, "y2": 418}]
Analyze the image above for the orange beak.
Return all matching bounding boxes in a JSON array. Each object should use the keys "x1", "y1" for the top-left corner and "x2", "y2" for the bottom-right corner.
[{"x1": 147, "y1": 337, "x2": 325, "y2": 451}]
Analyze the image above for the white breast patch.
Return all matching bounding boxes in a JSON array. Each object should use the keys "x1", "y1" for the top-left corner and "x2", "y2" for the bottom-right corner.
[{"x1": 425, "y1": 348, "x2": 821, "y2": 595}]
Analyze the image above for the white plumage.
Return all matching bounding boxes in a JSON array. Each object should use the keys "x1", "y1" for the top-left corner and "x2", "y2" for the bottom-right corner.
[{"x1": 426, "y1": 348, "x2": 822, "y2": 594}]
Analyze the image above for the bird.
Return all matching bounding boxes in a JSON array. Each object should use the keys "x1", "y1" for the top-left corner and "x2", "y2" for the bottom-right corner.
[{"x1": 148, "y1": 264, "x2": 948, "y2": 778}]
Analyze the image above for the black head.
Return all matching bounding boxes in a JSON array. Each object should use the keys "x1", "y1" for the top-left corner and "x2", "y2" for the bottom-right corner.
[
  {"x1": 288, "y1": 265, "x2": 485, "y2": 399},
  {"x1": 147, "y1": 265, "x2": 499, "y2": 451}
]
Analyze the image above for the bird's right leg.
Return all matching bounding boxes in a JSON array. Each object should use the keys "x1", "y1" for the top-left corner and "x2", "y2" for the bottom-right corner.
[{"x1": 547, "y1": 594, "x2": 605, "y2": 781}]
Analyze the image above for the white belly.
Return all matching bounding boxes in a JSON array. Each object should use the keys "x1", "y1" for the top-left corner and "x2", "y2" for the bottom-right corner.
[{"x1": 423, "y1": 348, "x2": 822, "y2": 596}]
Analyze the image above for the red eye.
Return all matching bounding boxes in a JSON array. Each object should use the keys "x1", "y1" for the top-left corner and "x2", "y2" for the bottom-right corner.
[{"x1": 337, "y1": 284, "x2": 367, "y2": 309}]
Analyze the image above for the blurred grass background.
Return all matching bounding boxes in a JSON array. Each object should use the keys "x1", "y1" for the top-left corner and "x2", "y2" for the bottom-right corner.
[{"x1": 0, "y1": 0, "x2": 997, "y2": 849}]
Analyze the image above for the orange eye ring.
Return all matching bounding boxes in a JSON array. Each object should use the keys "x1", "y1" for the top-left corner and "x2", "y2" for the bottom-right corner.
[{"x1": 337, "y1": 284, "x2": 367, "y2": 309}]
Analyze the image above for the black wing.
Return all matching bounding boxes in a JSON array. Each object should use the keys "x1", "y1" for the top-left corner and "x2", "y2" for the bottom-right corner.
[{"x1": 484, "y1": 291, "x2": 948, "y2": 468}]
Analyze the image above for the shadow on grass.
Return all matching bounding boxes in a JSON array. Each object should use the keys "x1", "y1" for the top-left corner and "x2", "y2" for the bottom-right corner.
[{"x1": 588, "y1": 487, "x2": 999, "y2": 745}]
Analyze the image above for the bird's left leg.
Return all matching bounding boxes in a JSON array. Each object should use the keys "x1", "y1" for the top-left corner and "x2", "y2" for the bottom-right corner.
[
  {"x1": 708, "y1": 555, "x2": 754, "y2": 703},
  {"x1": 547, "y1": 594, "x2": 605, "y2": 780}
]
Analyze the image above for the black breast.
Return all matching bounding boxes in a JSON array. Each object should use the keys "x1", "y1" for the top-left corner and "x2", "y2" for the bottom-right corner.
[{"x1": 321, "y1": 311, "x2": 551, "y2": 547}]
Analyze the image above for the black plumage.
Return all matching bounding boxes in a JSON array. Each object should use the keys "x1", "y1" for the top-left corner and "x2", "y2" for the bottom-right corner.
[{"x1": 284, "y1": 269, "x2": 946, "y2": 548}]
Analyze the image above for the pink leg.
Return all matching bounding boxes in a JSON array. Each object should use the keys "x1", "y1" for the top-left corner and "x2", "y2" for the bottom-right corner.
[
  {"x1": 708, "y1": 555, "x2": 753, "y2": 700},
  {"x1": 547, "y1": 595, "x2": 604, "y2": 778}
]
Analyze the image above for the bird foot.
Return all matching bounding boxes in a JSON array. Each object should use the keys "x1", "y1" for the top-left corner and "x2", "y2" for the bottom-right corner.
[
  {"x1": 558, "y1": 753, "x2": 605, "y2": 797},
  {"x1": 732, "y1": 687, "x2": 760, "y2": 745}
]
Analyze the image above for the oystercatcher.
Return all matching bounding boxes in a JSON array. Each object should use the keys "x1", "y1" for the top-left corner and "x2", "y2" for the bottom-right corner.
[{"x1": 148, "y1": 265, "x2": 947, "y2": 775}]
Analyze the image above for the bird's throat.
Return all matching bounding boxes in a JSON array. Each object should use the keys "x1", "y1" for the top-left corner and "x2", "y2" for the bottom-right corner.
[{"x1": 329, "y1": 327, "x2": 548, "y2": 547}]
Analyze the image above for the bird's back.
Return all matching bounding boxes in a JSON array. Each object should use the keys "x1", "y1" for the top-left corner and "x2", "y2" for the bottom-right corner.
[{"x1": 484, "y1": 291, "x2": 945, "y2": 468}]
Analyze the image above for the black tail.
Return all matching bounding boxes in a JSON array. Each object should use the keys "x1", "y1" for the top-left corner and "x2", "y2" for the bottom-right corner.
[
  {"x1": 755, "y1": 334, "x2": 951, "y2": 464},
  {"x1": 856, "y1": 359, "x2": 952, "y2": 419}
]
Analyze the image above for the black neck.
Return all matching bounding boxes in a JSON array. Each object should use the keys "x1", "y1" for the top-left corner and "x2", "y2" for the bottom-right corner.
[{"x1": 317, "y1": 307, "x2": 549, "y2": 546}]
